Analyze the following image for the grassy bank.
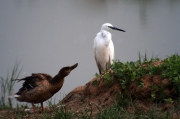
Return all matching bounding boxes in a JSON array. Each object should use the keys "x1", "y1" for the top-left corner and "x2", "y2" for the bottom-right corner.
[{"x1": 1, "y1": 54, "x2": 180, "y2": 119}]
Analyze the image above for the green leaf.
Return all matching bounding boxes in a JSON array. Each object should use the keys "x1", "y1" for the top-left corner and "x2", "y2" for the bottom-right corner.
[
  {"x1": 164, "y1": 98, "x2": 173, "y2": 104},
  {"x1": 92, "y1": 80, "x2": 98, "y2": 86}
]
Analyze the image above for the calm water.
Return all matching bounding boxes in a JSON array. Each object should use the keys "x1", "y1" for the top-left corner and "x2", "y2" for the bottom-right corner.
[{"x1": 0, "y1": 0, "x2": 180, "y2": 106}]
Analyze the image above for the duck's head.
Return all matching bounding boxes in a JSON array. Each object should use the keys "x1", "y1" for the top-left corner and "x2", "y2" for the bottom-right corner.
[{"x1": 58, "y1": 63, "x2": 78, "y2": 77}]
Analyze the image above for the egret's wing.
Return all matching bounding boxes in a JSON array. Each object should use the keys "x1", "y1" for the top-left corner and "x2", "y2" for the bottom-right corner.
[
  {"x1": 94, "y1": 35, "x2": 102, "y2": 74},
  {"x1": 106, "y1": 40, "x2": 114, "y2": 70},
  {"x1": 94, "y1": 46, "x2": 102, "y2": 74},
  {"x1": 106, "y1": 55, "x2": 111, "y2": 71},
  {"x1": 109, "y1": 40, "x2": 114, "y2": 64}
]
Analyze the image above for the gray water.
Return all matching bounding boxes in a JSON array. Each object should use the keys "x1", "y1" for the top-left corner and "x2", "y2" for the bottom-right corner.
[{"x1": 0, "y1": 0, "x2": 180, "y2": 106}]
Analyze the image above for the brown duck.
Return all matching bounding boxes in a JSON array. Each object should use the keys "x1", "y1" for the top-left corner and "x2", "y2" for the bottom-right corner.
[{"x1": 13, "y1": 63, "x2": 78, "y2": 113}]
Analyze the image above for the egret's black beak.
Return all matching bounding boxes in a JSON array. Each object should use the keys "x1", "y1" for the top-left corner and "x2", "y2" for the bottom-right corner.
[{"x1": 108, "y1": 26, "x2": 126, "y2": 32}]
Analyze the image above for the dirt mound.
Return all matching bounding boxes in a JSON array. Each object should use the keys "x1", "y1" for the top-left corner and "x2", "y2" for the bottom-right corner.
[
  {"x1": 60, "y1": 77, "x2": 122, "y2": 115},
  {"x1": 128, "y1": 75, "x2": 174, "y2": 99},
  {"x1": 60, "y1": 61, "x2": 178, "y2": 116}
]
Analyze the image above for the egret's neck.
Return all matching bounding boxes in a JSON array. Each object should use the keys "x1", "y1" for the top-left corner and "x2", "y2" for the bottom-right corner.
[
  {"x1": 100, "y1": 30, "x2": 111, "y2": 40},
  {"x1": 100, "y1": 28, "x2": 109, "y2": 33}
]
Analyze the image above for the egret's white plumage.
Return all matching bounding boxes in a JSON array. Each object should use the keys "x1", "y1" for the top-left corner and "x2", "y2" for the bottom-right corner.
[{"x1": 94, "y1": 23, "x2": 125, "y2": 74}]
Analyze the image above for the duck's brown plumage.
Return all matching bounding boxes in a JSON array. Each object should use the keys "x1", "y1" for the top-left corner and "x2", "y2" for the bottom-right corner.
[{"x1": 14, "y1": 63, "x2": 78, "y2": 112}]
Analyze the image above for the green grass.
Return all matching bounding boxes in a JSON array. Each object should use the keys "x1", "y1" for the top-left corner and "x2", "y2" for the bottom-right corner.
[
  {"x1": 1, "y1": 53, "x2": 180, "y2": 118},
  {"x1": 96, "y1": 94, "x2": 176, "y2": 119},
  {"x1": 0, "y1": 61, "x2": 22, "y2": 109},
  {"x1": 43, "y1": 106, "x2": 75, "y2": 119},
  {"x1": 98, "y1": 53, "x2": 180, "y2": 100}
]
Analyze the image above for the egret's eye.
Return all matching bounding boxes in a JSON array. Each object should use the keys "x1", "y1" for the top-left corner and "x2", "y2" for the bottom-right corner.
[{"x1": 108, "y1": 26, "x2": 111, "y2": 28}]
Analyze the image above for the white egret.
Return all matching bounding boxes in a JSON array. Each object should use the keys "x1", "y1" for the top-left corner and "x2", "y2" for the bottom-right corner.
[{"x1": 94, "y1": 23, "x2": 125, "y2": 74}]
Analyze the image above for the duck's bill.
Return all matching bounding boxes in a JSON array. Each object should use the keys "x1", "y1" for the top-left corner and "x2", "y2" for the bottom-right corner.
[
  {"x1": 108, "y1": 26, "x2": 126, "y2": 32},
  {"x1": 70, "y1": 63, "x2": 78, "y2": 70}
]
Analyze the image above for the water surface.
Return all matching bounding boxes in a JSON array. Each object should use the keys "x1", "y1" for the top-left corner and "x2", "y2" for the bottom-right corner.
[{"x1": 0, "y1": 0, "x2": 180, "y2": 106}]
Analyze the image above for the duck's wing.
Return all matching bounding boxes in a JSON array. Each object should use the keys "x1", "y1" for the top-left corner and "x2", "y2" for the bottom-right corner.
[
  {"x1": 41, "y1": 73, "x2": 53, "y2": 81},
  {"x1": 16, "y1": 73, "x2": 52, "y2": 95}
]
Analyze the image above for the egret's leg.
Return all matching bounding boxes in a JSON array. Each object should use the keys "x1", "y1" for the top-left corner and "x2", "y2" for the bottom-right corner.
[{"x1": 97, "y1": 62, "x2": 102, "y2": 74}]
